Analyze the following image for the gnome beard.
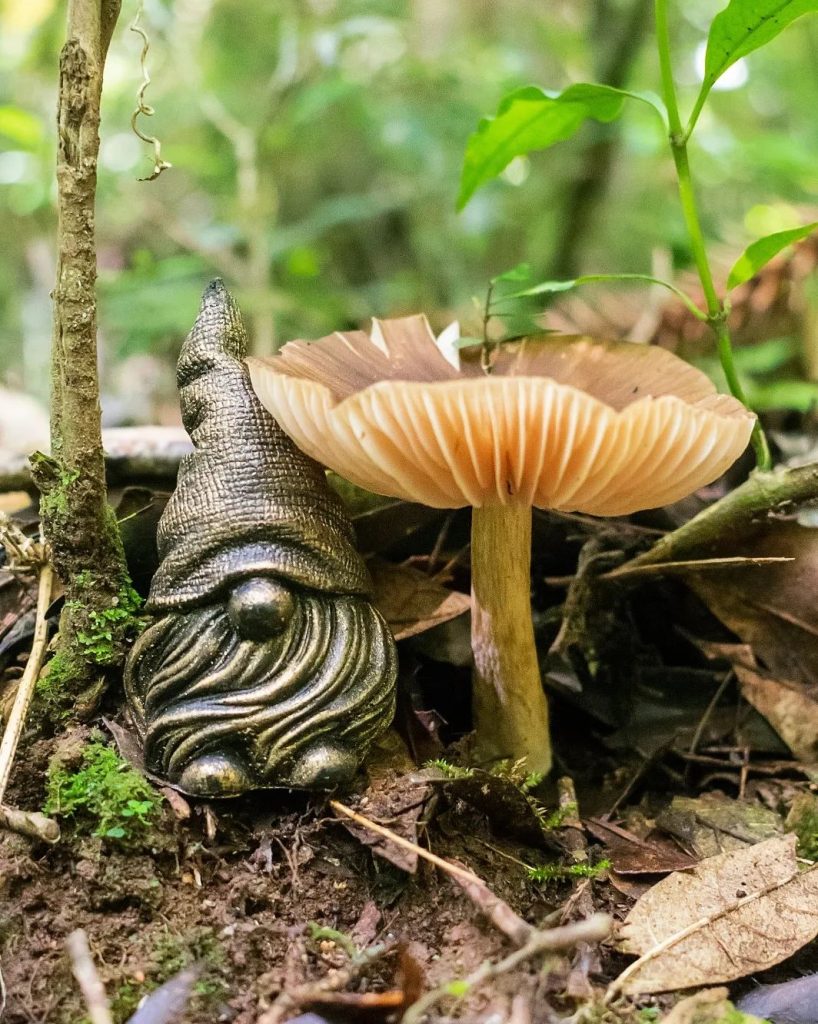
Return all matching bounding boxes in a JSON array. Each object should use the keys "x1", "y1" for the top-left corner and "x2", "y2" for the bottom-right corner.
[
  {"x1": 125, "y1": 582, "x2": 396, "y2": 794},
  {"x1": 124, "y1": 281, "x2": 397, "y2": 796}
]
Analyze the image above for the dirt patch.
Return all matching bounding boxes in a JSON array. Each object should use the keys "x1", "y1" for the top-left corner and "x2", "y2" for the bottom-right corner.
[{"x1": 0, "y1": 726, "x2": 606, "y2": 1024}]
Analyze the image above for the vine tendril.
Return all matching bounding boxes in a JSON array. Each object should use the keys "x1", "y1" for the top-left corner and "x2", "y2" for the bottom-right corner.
[{"x1": 130, "y1": 1, "x2": 171, "y2": 182}]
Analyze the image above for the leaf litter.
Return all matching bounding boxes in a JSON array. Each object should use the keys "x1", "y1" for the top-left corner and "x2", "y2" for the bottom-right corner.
[
  {"x1": 11, "y1": 453, "x2": 818, "y2": 1021},
  {"x1": 613, "y1": 835, "x2": 818, "y2": 996}
]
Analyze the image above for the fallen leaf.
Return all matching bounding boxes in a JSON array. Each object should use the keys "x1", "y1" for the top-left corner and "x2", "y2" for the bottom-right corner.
[
  {"x1": 368, "y1": 559, "x2": 470, "y2": 641},
  {"x1": 350, "y1": 901, "x2": 381, "y2": 948},
  {"x1": 420, "y1": 767, "x2": 563, "y2": 848},
  {"x1": 698, "y1": 640, "x2": 818, "y2": 762},
  {"x1": 663, "y1": 988, "x2": 765, "y2": 1024},
  {"x1": 688, "y1": 521, "x2": 818, "y2": 688},
  {"x1": 612, "y1": 834, "x2": 818, "y2": 996},
  {"x1": 585, "y1": 818, "x2": 697, "y2": 876},
  {"x1": 656, "y1": 792, "x2": 784, "y2": 859}
]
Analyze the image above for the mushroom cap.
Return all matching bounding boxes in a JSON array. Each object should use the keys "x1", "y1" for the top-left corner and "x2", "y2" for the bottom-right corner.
[{"x1": 247, "y1": 316, "x2": 755, "y2": 516}]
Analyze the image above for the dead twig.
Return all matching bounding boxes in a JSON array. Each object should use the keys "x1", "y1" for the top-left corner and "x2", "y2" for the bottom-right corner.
[
  {"x1": 331, "y1": 799, "x2": 488, "y2": 888},
  {"x1": 400, "y1": 914, "x2": 612, "y2": 1024},
  {"x1": 0, "y1": 805, "x2": 59, "y2": 843},
  {"x1": 256, "y1": 940, "x2": 393, "y2": 1024},
  {"x1": 66, "y1": 930, "x2": 113, "y2": 1024},
  {"x1": 0, "y1": 520, "x2": 53, "y2": 807},
  {"x1": 330, "y1": 800, "x2": 533, "y2": 944}
]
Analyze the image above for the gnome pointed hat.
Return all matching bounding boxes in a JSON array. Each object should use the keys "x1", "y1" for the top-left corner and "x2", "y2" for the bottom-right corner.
[{"x1": 147, "y1": 280, "x2": 370, "y2": 610}]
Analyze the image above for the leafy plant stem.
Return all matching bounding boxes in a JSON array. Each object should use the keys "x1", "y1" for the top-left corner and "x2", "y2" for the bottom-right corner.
[{"x1": 654, "y1": 0, "x2": 771, "y2": 470}]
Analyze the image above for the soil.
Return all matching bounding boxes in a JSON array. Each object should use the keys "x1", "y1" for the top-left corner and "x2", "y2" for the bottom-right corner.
[{"x1": 0, "y1": 722, "x2": 628, "y2": 1024}]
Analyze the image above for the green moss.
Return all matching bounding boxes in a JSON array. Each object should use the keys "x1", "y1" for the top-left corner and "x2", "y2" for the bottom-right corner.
[
  {"x1": 32, "y1": 651, "x2": 78, "y2": 725},
  {"x1": 37, "y1": 465, "x2": 80, "y2": 521},
  {"x1": 526, "y1": 858, "x2": 611, "y2": 883},
  {"x1": 43, "y1": 740, "x2": 161, "y2": 847},
  {"x1": 109, "y1": 981, "x2": 143, "y2": 1022},
  {"x1": 424, "y1": 757, "x2": 475, "y2": 780},
  {"x1": 101, "y1": 929, "x2": 227, "y2": 1023},
  {"x1": 71, "y1": 578, "x2": 144, "y2": 666},
  {"x1": 637, "y1": 1010, "x2": 660, "y2": 1024},
  {"x1": 786, "y1": 792, "x2": 818, "y2": 860},
  {"x1": 151, "y1": 928, "x2": 228, "y2": 1004}
]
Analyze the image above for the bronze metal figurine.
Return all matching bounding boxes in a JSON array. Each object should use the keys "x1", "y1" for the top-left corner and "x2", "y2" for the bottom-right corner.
[{"x1": 124, "y1": 281, "x2": 397, "y2": 796}]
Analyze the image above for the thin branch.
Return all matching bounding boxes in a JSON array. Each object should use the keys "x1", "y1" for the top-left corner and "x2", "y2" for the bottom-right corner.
[
  {"x1": 66, "y1": 930, "x2": 113, "y2": 1024},
  {"x1": 257, "y1": 940, "x2": 393, "y2": 1024},
  {"x1": 401, "y1": 914, "x2": 612, "y2": 1024},
  {"x1": 0, "y1": 805, "x2": 59, "y2": 843},
  {"x1": 0, "y1": 556, "x2": 53, "y2": 805},
  {"x1": 331, "y1": 800, "x2": 533, "y2": 945},
  {"x1": 331, "y1": 800, "x2": 492, "y2": 888}
]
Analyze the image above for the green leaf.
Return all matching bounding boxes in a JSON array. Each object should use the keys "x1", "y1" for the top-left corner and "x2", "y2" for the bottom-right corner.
[
  {"x1": 704, "y1": 0, "x2": 818, "y2": 95},
  {"x1": 493, "y1": 272, "x2": 706, "y2": 320},
  {"x1": 491, "y1": 262, "x2": 531, "y2": 284},
  {"x1": 727, "y1": 221, "x2": 818, "y2": 289},
  {"x1": 457, "y1": 84, "x2": 665, "y2": 209}
]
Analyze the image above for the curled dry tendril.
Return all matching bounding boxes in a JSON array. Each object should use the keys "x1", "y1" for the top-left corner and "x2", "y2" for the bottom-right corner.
[{"x1": 130, "y1": 1, "x2": 172, "y2": 182}]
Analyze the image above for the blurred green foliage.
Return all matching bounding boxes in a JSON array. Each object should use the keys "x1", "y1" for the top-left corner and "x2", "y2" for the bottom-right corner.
[{"x1": 2, "y1": 0, "x2": 818, "y2": 414}]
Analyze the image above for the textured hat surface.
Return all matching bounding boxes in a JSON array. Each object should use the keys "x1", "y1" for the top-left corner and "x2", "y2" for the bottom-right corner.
[{"x1": 147, "y1": 281, "x2": 370, "y2": 610}]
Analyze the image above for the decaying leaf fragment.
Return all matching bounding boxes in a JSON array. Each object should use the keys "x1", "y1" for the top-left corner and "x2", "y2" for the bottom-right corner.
[
  {"x1": 368, "y1": 559, "x2": 470, "y2": 641},
  {"x1": 698, "y1": 639, "x2": 818, "y2": 762},
  {"x1": 661, "y1": 987, "x2": 765, "y2": 1024},
  {"x1": 612, "y1": 834, "x2": 818, "y2": 996}
]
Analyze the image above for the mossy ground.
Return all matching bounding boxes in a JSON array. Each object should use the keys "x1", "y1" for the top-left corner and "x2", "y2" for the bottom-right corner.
[{"x1": 43, "y1": 736, "x2": 162, "y2": 846}]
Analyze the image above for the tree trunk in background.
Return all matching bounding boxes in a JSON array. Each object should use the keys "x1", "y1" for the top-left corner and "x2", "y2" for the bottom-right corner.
[
  {"x1": 548, "y1": 0, "x2": 653, "y2": 279},
  {"x1": 31, "y1": 0, "x2": 140, "y2": 694}
]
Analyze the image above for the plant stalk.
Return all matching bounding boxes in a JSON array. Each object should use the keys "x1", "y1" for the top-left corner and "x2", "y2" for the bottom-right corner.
[
  {"x1": 654, "y1": 0, "x2": 771, "y2": 470},
  {"x1": 470, "y1": 503, "x2": 551, "y2": 774},
  {"x1": 32, "y1": 0, "x2": 140, "y2": 687}
]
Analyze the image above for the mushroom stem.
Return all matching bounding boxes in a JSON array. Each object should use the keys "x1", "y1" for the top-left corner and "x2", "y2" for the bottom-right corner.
[{"x1": 470, "y1": 503, "x2": 552, "y2": 774}]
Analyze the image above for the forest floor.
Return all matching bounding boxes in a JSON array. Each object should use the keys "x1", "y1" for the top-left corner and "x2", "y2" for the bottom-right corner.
[
  {"x1": 0, "y1": 718, "x2": 649, "y2": 1024},
  {"x1": 4, "y1": 474, "x2": 818, "y2": 1023}
]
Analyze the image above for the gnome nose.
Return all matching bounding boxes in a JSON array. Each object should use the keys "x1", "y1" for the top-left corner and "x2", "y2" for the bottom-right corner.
[{"x1": 227, "y1": 577, "x2": 295, "y2": 640}]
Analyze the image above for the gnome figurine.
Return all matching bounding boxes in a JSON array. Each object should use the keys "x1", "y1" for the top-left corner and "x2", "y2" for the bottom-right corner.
[{"x1": 124, "y1": 281, "x2": 397, "y2": 796}]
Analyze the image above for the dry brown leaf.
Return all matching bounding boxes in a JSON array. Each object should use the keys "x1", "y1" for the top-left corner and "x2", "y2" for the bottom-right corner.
[
  {"x1": 585, "y1": 818, "x2": 697, "y2": 876},
  {"x1": 611, "y1": 834, "x2": 818, "y2": 997},
  {"x1": 698, "y1": 640, "x2": 818, "y2": 762},
  {"x1": 687, "y1": 522, "x2": 818, "y2": 688},
  {"x1": 368, "y1": 558, "x2": 470, "y2": 641}
]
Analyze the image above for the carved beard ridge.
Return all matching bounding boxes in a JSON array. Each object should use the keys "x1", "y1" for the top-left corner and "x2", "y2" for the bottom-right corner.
[{"x1": 124, "y1": 590, "x2": 397, "y2": 795}]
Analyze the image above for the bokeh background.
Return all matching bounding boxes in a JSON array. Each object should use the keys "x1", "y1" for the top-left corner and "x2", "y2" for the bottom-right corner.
[{"x1": 3, "y1": 0, "x2": 818, "y2": 432}]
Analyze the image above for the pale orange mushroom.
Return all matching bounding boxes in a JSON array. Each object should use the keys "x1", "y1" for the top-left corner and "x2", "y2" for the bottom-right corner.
[{"x1": 248, "y1": 316, "x2": 754, "y2": 774}]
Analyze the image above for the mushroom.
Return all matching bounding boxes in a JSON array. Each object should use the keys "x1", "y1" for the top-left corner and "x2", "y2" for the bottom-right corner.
[{"x1": 247, "y1": 318, "x2": 754, "y2": 774}]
